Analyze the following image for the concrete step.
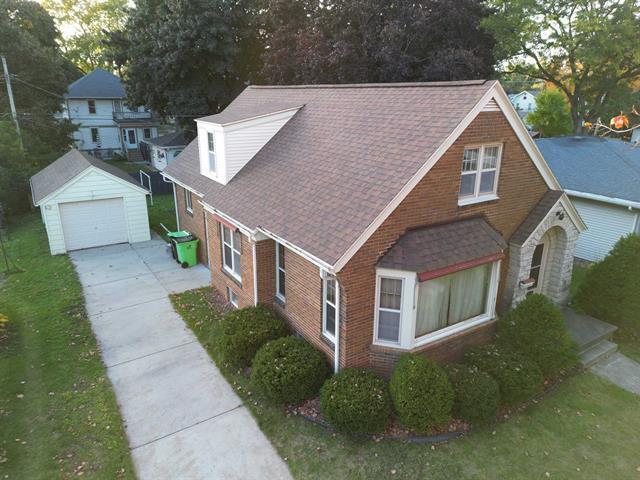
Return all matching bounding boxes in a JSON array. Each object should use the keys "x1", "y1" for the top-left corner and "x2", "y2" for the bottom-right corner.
[
  {"x1": 579, "y1": 339, "x2": 618, "y2": 368},
  {"x1": 563, "y1": 307, "x2": 618, "y2": 351}
]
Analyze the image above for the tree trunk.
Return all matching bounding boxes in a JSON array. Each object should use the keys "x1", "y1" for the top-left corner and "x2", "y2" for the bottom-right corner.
[{"x1": 570, "y1": 98, "x2": 583, "y2": 135}]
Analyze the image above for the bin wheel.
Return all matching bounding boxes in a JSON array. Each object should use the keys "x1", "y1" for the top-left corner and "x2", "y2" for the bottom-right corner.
[{"x1": 181, "y1": 261, "x2": 189, "y2": 269}]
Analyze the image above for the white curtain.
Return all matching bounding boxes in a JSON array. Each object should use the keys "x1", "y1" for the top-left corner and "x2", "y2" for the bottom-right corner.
[
  {"x1": 415, "y1": 276, "x2": 450, "y2": 337},
  {"x1": 448, "y1": 264, "x2": 490, "y2": 324}
]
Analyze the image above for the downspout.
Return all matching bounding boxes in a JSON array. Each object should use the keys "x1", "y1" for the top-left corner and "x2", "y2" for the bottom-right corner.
[
  {"x1": 334, "y1": 278, "x2": 341, "y2": 374},
  {"x1": 166, "y1": 179, "x2": 179, "y2": 230},
  {"x1": 252, "y1": 240, "x2": 258, "y2": 306}
]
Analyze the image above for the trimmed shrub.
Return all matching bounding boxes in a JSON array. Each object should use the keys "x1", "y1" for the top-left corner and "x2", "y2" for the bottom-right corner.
[
  {"x1": 320, "y1": 368, "x2": 391, "y2": 434},
  {"x1": 575, "y1": 234, "x2": 640, "y2": 327},
  {"x1": 389, "y1": 354, "x2": 454, "y2": 432},
  {"x1": 498, "y1": 294, "x2": 578, "y2": 377},
  {"x1": 251, "y1": 336, "x2": 330, "y2": 404},
  {"x1": 218, "y1": 306, "x2": 288, "y2": 368},
  {"x1": 445, "y1": 363, "x2": 500, "y2": 424},
  {"x1": 465, "y1": 344, "x2": 543, "y2": 405}
]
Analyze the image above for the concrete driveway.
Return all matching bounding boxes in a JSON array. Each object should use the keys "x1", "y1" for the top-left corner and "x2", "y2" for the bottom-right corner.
[{"x1": 70, "y1": 236, "x2": 291, "y2": 480}]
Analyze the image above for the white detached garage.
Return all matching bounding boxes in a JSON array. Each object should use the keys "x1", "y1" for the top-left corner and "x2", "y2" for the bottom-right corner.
[{"x1": 30, "y1": 149, "x2": 151, "y2": 254}]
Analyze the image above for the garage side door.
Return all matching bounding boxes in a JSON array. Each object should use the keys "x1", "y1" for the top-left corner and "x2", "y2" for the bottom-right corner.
[{"x1": 59, "y1": 198, "x2": 128, "y2": 251}]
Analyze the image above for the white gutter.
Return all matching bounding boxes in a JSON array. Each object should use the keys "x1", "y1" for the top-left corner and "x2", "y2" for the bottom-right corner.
[
  {"x1": 160, "y1": 172, "x2": 205, "y2": 197},
  {"x1": 257, "y1": 226, "x2": 334, "y2": 273},
  {"x1": 334, "y1": 277, "x2": 341, "y2": 374},
  {"x1": 565, "y1": 189, "x2": 640, "y2": 210},
  {"x1": 172, "y1": 182, "x2": 180, "y2": 230},
  {"x1": 251, "y1": 241, "x2": 258, "y2": 306}
]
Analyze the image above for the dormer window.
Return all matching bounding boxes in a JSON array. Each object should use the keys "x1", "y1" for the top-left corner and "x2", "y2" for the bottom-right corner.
[
  {"x1": 458, "y1": 144, "x2": 502, "y2": 205},
  {"x1": 207, "y1": 132, "x2": 216, "y2": 173}
]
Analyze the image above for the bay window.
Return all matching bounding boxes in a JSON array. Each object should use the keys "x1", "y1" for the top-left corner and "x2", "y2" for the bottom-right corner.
[
  {"x1": 374, "y1": 261, "x2": 499, "y2": 349},
  {"x1": 221, "y1": 224, "x2": 241, "y2": 280},
  {"x1": 459, "y1": 144, "x2": 502, "y2": 205}
]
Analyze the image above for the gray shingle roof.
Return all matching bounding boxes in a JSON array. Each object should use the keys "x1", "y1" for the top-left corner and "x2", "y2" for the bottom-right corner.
[
  {"x1": 64, "y1": 68, "x2": 125, "y2": 99},
  {"x1": 198, "y1": 100, "x2": 305, "y2": 125},
  {"x1": 377, "y1": 217, "x2": 507, "y2": 273},
  {"x1": 146, "y1": 130, "x2": 189, "y2": 148},
  {"x1": 535, "y1": 136, "x2": 640, "y2": 203},
  {"x1": 510, "y1": 190, "x2": 564, "y2": 246},
  {"x1": 164, "y1": 80, "x2": 496, "y2": 266},
  {"x1": 30, "y1": 149, "x2": 146, "y2": 204}
]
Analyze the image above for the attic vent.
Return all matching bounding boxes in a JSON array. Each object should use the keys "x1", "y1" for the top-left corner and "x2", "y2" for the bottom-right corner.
[{"x1": 482, "y1": 99, "x2": 500, "y2": 112}]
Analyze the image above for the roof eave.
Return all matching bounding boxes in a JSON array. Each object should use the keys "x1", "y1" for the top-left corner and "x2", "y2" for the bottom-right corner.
[{"x1": 565, "y1": 189, "x2": 640, "y2": 210}]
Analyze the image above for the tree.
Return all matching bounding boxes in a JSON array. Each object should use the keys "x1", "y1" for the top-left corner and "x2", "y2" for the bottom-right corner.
[
  {"x1": 112, "y1": 0, "x2": 262, "y2": 129},
  {"x1": 0, "y1": 0, "x2": 78, "y2": 215},
  {"x1": 41, "y1": 0, "x2": 129, "y2": 73},
  {"x1": 526, "y1": 89, "x2": 572, "y2": 137},
  {"x1": 260, "y1": 0, "x2": 496, "y2": 84},
  {"x1": 485, "y1": 0, "x2": 640, "y2": 134}
]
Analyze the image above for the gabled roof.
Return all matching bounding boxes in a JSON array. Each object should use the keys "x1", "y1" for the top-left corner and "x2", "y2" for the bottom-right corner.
[
  {"x1": 146, "y1": 130, "x2": 189, "y2": 148},
  {"x1": 64, "y1": 68, "x2": 125, "y2": 99},
  {"x1": 536, "y1": 136, "x2": 640, "y2": 204},
  {"x1": 510, "y1": 190, "x2": 564, "y2": 246},
  {"x1": 198, "y1": 100, "x2": 304, "y2": 126},
  {"x1": 165, "y1": 80, "x2": 560, "y2": 269},
  {"x1": 30, "y1": 149, "x2": 146, "y2": 204}
]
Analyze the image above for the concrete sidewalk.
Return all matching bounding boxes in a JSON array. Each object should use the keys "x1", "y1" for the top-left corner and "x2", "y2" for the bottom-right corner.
[
  {"x1": 70, "y1": 236, "x2": 291, "y2": 480},
  {"x1": 591, "y1": 352, "x2": 640, "y2": 396}
]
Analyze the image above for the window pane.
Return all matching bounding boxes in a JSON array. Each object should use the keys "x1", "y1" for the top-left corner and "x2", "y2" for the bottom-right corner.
[
  {"x1": 232, "y1": 230, "x2": 241, "y2": 249},
  {"x1": 479, "y1": 170, "x2": 495, "y2": 193},
  {"x1": 222, "y1": 226, "x2": 230, "y2": 244},
  {"x1": 416, "y1": 276, "x2": 450, "y2": 337},
  {"x1": 209, "y1": 152, "x2": 216, "y2": 172},
  {"x1": 482, "y1": 146, "x2": 499, "y2": 169},
  {"x1": 223, "y1": 245, "x2": 232, "y2": 268},
  {"x1": 278, "y1": 270, "x2": 286, "y2": 296},
  {"x1": 207, "y1": 132, "x2": 215, "y2": 152},
  {"x1": 378, "y1": 310, "x2": 400, "y2": 342},
  {"x1": 448, "y1": 263, "x2": 490, "y2": 324},
  {"x1": 233, "y1": 251, "x2": 241, "y2": 275},
  {"x1": 379, "y1": 278, "x2": 402, "y2": 310},
  {"x1": 278, "y1": 244, "x2": 285, "y2": 269},
  {"x1": 326, "y1": 278, "x2": 336, "y2": 304},
  {"x1": 462, "y1": 148, "x2": 479, "y2": 172},
  {"x1": 325, "y1": 304, "x2": 336, "y2": 335},
  {"x1": 459, "y1": 173, "x2": 476, "y2": 196}
]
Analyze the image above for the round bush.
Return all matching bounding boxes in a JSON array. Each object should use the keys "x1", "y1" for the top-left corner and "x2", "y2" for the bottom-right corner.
[
  {"x1": 320, "y1": 368, "x2": 391, "y2": 434},
  {"x1": 465, "y1": 344, "x2": 543, "y2": 405},
  {"x1": 498, "y1": 294, "x2": 578, "y2": 377},
  {"x1": 389, "y1": 354, "x2": 454, "y2": 432},
  {"x1": 251, "y1": 336, "x2": 330, "y2": 404},
  {"x1": 218, "y1": 306, "x2": 288, "y2": 368},
  {"x1": 445, "y1": 363, "x2": 500, "y2": 424}
]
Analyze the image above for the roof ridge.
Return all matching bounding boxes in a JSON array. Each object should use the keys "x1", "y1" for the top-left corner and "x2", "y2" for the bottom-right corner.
[{"x1": 248, "y1": 80, "x2": 492, "y2": 90}]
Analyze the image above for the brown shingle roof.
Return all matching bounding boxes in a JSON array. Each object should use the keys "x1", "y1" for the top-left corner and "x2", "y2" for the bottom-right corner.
[
  {"x1": 510, "y1": 190, "x2": 564, "y2": 246},
  {"x1": 198, "y1": 100, "x2": 304, "y2": 125},
  {"x1": 164, "y1": 81, "x2": 496, "y2": 266},
  {"x1": 377, "y1": 217, "x2": 507, "y2": 273},
  {"x1": 30, "y1": 149, "x2": 146, "y2": 204}
]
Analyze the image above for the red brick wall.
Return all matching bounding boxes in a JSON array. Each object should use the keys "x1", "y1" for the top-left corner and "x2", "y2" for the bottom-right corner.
[
  {"x1": 339, "y1": 111, "x2": 549, "y2": 370},
  {"x1": 206, "y1": 212, "x2": 255, "y2": 308},
  {"x1": 175, "y1": 185, "x2": 209, "y2": 265}
]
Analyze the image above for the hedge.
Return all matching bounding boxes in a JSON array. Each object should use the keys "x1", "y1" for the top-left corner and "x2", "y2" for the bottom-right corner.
[{"x1": 445, "y1": 363, "x2": 500, "y2": 424}]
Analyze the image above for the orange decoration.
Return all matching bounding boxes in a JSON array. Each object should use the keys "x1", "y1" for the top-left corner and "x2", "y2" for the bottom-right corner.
[{"x1": 610, "y1": 114, "x2": 629, "y2": 129}]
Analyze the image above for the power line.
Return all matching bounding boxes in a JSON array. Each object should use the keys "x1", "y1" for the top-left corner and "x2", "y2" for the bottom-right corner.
[{"x1": 7, "y1": 75, "x2": 65, "y2": 99}]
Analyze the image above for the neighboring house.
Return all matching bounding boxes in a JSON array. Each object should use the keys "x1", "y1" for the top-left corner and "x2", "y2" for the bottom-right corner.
[
  {"x1": 30, "y1": 149, "x2": 150, "y2": 255},
  {"x1": 63, "y1": 68, "x2": 160, "y2": 160},
  {"x1": 536, "y1": 136, "x2": 640, "y2": 262},
  {"x1": 142, "y1": 130, "x2": 188, "y2": 171},
  {"x1": 508, "y1": 90, "x2": 539, "y2": 125},
  {"x1": 162, "y1": 80, "x2": 585, "y2": 375}
]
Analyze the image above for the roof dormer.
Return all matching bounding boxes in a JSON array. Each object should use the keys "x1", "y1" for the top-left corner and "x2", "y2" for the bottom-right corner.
[{"x1": 196, "y1": 102, "x2": 303, "y2": 185}]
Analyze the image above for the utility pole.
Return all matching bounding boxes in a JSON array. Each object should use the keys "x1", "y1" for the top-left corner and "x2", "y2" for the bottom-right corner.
[{"x1": 1, "y1": 55, "x2": 23, "y2": 145}]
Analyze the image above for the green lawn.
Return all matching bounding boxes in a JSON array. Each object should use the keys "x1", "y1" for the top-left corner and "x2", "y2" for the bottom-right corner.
[
  {"x1": 171, "y1": 287, "x2": 640, "y2": 480},
  {"x1": 571, "y1": 264, "x2": 640, "y2": 362},
  {"x1": 0, "y1": 215, "x2": 134, "y2": 479},
  {"x1": 147, "y1": 194, "x2": 177, "y2": 235}
]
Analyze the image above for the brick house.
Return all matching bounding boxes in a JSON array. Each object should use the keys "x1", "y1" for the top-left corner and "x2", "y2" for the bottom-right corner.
[{"x1": 162, "y1": 81, "x2": 585, "y2": 376}]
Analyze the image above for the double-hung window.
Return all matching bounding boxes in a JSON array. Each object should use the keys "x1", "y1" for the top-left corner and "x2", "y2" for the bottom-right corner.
[
  {"x1": 207, "y1": 132, "x2": 216, "y2": 174},
  {"x1": 276, "y1": 242, "x2": 286, "y2": 301},
  {"x1": 90, "y1": 127, "x2": 100, "y2": 145},
  {"x1": 221, "y1": 224, "x2": 241, "y2": 280},
  {"x1": 88, "y1": 100, "x2": 96, "y2": 114},
  {"x1": 322, "y1": 276, "x2": 338, "y2": 341},
  {"x1": 184, "y1": 189, "x2": 193, "y2": 214},
  {"x1": 376, "y1": 277, "x2": 403, "y2": 343},
  {"x1": 459, "y1": 144, "x2": 502, "y2": 204}
]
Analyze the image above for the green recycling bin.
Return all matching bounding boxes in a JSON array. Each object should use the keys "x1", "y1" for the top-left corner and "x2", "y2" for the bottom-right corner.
[{"x1": 167, "y1": 230, "x2": 199, "y2": 268}]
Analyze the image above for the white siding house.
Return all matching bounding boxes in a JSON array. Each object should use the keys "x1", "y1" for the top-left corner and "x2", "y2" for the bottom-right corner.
[
  {"x1": 142, "y1": 131, "x2": 188, "y2": 171},
  {"x1": 537, "y1": 136, "x2": 640, "y2": 262},
  {"x1": 30, "y1": 150, "x2": 150, "y2": 255}
]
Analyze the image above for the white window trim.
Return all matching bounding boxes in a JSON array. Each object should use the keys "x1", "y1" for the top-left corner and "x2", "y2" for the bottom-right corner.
[
  {"x1": 322, "y1": 275, "x2": 339, "y2": 343},
  {"x1": 221, "y1": 224, "x2": 242, "y2": 282},
  {"x1": 184, "y1": 189, "x2": 193, "y2": 213},
  {"x1": 373, "y1": 261, "x2": 501, "y2": 350},
  {"x1": 275, "y1": 242, "x2": 286, "y2": 302},
  {"x1": 458, "y1": 143, "x2": 503, "y2": 206},
  {"x1": 207, "y1": 132, "x2": 216, "y2": 174},
  {"x1": 227, "y1": 286, "x2": 238, "y2": 307}
]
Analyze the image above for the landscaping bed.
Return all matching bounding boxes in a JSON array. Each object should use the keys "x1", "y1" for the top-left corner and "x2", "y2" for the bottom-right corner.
[
  {"x1": 171, "y1": 286, "x2": 640, "y2": 479},
  {"x1": 0, "y1": 215, "x2": 134, "y2": 478}
]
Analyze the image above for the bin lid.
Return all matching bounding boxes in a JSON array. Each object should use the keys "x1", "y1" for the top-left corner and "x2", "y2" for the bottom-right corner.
[
  {"x1": 174, "y1": 235, "x2": 196, "y2": 243},
  {"x1": 167, "y1": 230, "x2": 191, "y2": 238}
]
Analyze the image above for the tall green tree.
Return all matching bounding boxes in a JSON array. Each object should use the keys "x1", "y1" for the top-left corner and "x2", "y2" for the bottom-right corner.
[
  {"x1": 0, "y1": 0, "x2": 77, "y2": 215},
  {"x1": 486, "y1": 0, "x2": 640, "y2": 133},
  {"x1": 261, "y1": 0, "x2": 496, "y2": 84},
  {"x1": 113, "y1": 0, "x2": 263, "y2": 128},
  {"x1": 526, "y1": 89, "x2": 572, "y2": 137},
  {"x1": 41, "y1": 0, "x2": 129, "y2": 73}
]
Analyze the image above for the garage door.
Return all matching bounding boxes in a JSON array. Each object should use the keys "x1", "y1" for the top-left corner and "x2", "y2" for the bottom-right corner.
[{"x1": 59, "y1": 198, "x2": 128, "y2": 251}]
